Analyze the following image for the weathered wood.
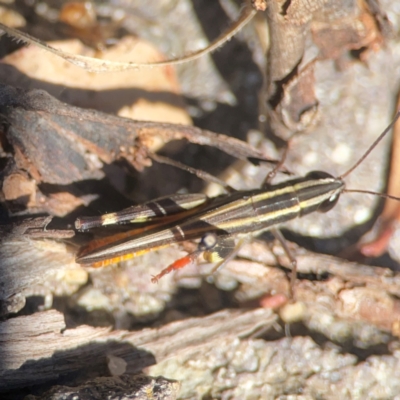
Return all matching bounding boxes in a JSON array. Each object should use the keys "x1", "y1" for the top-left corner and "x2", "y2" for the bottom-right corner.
[
  {"x1": 0, "y1": 217, "x2": 75, "y2": 309},
  {"x1": 233, "y1": 240, "x2": 400, "y2": 332},
  {"x1": 24, "y1": 375, "x2": 180, "y2": 400},
  {"x1": 239, "y1": 240, "x2": 400, "y2": 297},
  {"x1": 0, "y1": 308, "x2": 277, "y2": 392}
]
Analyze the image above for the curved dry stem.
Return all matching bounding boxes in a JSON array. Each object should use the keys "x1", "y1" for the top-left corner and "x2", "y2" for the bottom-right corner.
[{"x1": 0, "y1": 6, "x2": 257, "y2": 73}]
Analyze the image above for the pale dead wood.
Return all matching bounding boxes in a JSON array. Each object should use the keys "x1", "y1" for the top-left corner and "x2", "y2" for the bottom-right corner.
[
  {"x1": 229, "y1": 240, "x2": 400, "y2": 333},
  {"x1": 0, "y1": 308, "x2": 276, "y2": 392},
  {"x1": 238, "y1": 240, "x2": 400, "y2": 295},
  {"x1": 0, "y1": 217, "x2": 75, "y2": 308},
  {"x1": 24, "y1": 375, "x2": 181, "y2": 400}
]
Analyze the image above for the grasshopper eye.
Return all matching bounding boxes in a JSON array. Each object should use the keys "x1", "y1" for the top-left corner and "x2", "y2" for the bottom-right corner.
[
  {"x1": 305, "y1": 171, "x2": 340, "y2": 212},
  {"x1": 198, "y1": 232, "x2": 218, "y2": 250},
  {"x1": 318, "y1": 194, "x2": 340, "y2": 213},
  {"x1": 305, "y1": 171, "x2": 335, "y2": 180}
]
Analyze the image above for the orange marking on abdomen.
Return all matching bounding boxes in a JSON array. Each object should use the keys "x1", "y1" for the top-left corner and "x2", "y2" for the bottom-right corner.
[{"x1": 89, "y1": 248, "x2": 153, "y2": 268}]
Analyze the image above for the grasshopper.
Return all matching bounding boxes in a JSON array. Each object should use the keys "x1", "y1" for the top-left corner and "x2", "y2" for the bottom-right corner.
[{"x1": 76, "y1": 112, "x2": 400, "y2": 285}]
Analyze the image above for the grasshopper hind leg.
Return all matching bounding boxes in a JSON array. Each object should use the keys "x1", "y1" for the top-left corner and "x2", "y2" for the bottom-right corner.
[{"x1": 151, "y1": 249, "x2": 203, "y2": 283}]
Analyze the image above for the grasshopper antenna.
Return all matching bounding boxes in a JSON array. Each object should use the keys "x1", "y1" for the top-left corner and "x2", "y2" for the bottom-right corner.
[
  {"x1": 342, "y1": 110, "x2": 400, "y2": 201},
  {"x1": 343, "y1": 189, "x2": 400, "y2": 201},
  {"x1": 340, "y1": 110, "x2": 400, "y2": 180}
]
